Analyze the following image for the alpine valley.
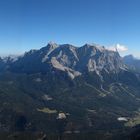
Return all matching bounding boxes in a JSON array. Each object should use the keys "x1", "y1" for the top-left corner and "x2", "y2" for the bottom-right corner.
[{"x1": 0, "y1": 42, "x2": 140, "y2": 140}]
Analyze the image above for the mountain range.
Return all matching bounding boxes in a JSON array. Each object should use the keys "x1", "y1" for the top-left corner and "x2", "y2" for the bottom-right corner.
[
  {"x1": 0, "y1": 43, "x2": 129, "y2": 77},
  {"x1": 0, "y1": 42, "x2": 140, "y2": 140}
]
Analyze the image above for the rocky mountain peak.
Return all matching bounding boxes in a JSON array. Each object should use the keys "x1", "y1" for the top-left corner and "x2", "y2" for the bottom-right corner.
[
  {"x1": 82, "y1": 43, "x2": 105, "y2": 51},
  {"x1": 124, "y1": 55, "x2": 134, "y2": 60},
  {"x1": 47, "y1": 41, "x2": 58, "y2": 49}
]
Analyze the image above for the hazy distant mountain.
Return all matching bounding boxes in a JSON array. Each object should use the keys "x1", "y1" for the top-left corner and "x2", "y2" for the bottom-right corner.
[
  {"x1": 123, "y1": 55, "x2": 140, "y2": 72},
  {"x1": 0, "y1": 57, "x2": 6, "y2": 71},
  {"x1": 0, "y1": 43, "x2": 140, "y2": 139}
]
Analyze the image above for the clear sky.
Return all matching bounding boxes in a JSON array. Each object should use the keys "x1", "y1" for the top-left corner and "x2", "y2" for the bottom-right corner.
[{"x1": 0, "y1": 0, "x2": 140, "y2": 57}]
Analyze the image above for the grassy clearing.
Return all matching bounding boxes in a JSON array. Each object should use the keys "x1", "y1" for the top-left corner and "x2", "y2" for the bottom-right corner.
[
  {"x1": 37, "y1": 107, "x2": 57, "y2": 114},
  {"x1": 125, "y1": 112, "x2": 140, "y2": 127}
]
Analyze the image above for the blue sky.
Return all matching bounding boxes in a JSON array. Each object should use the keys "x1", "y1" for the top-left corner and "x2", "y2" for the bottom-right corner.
[{"x1": 0, "y1": 0, "x2": 140, "y2": 57}]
